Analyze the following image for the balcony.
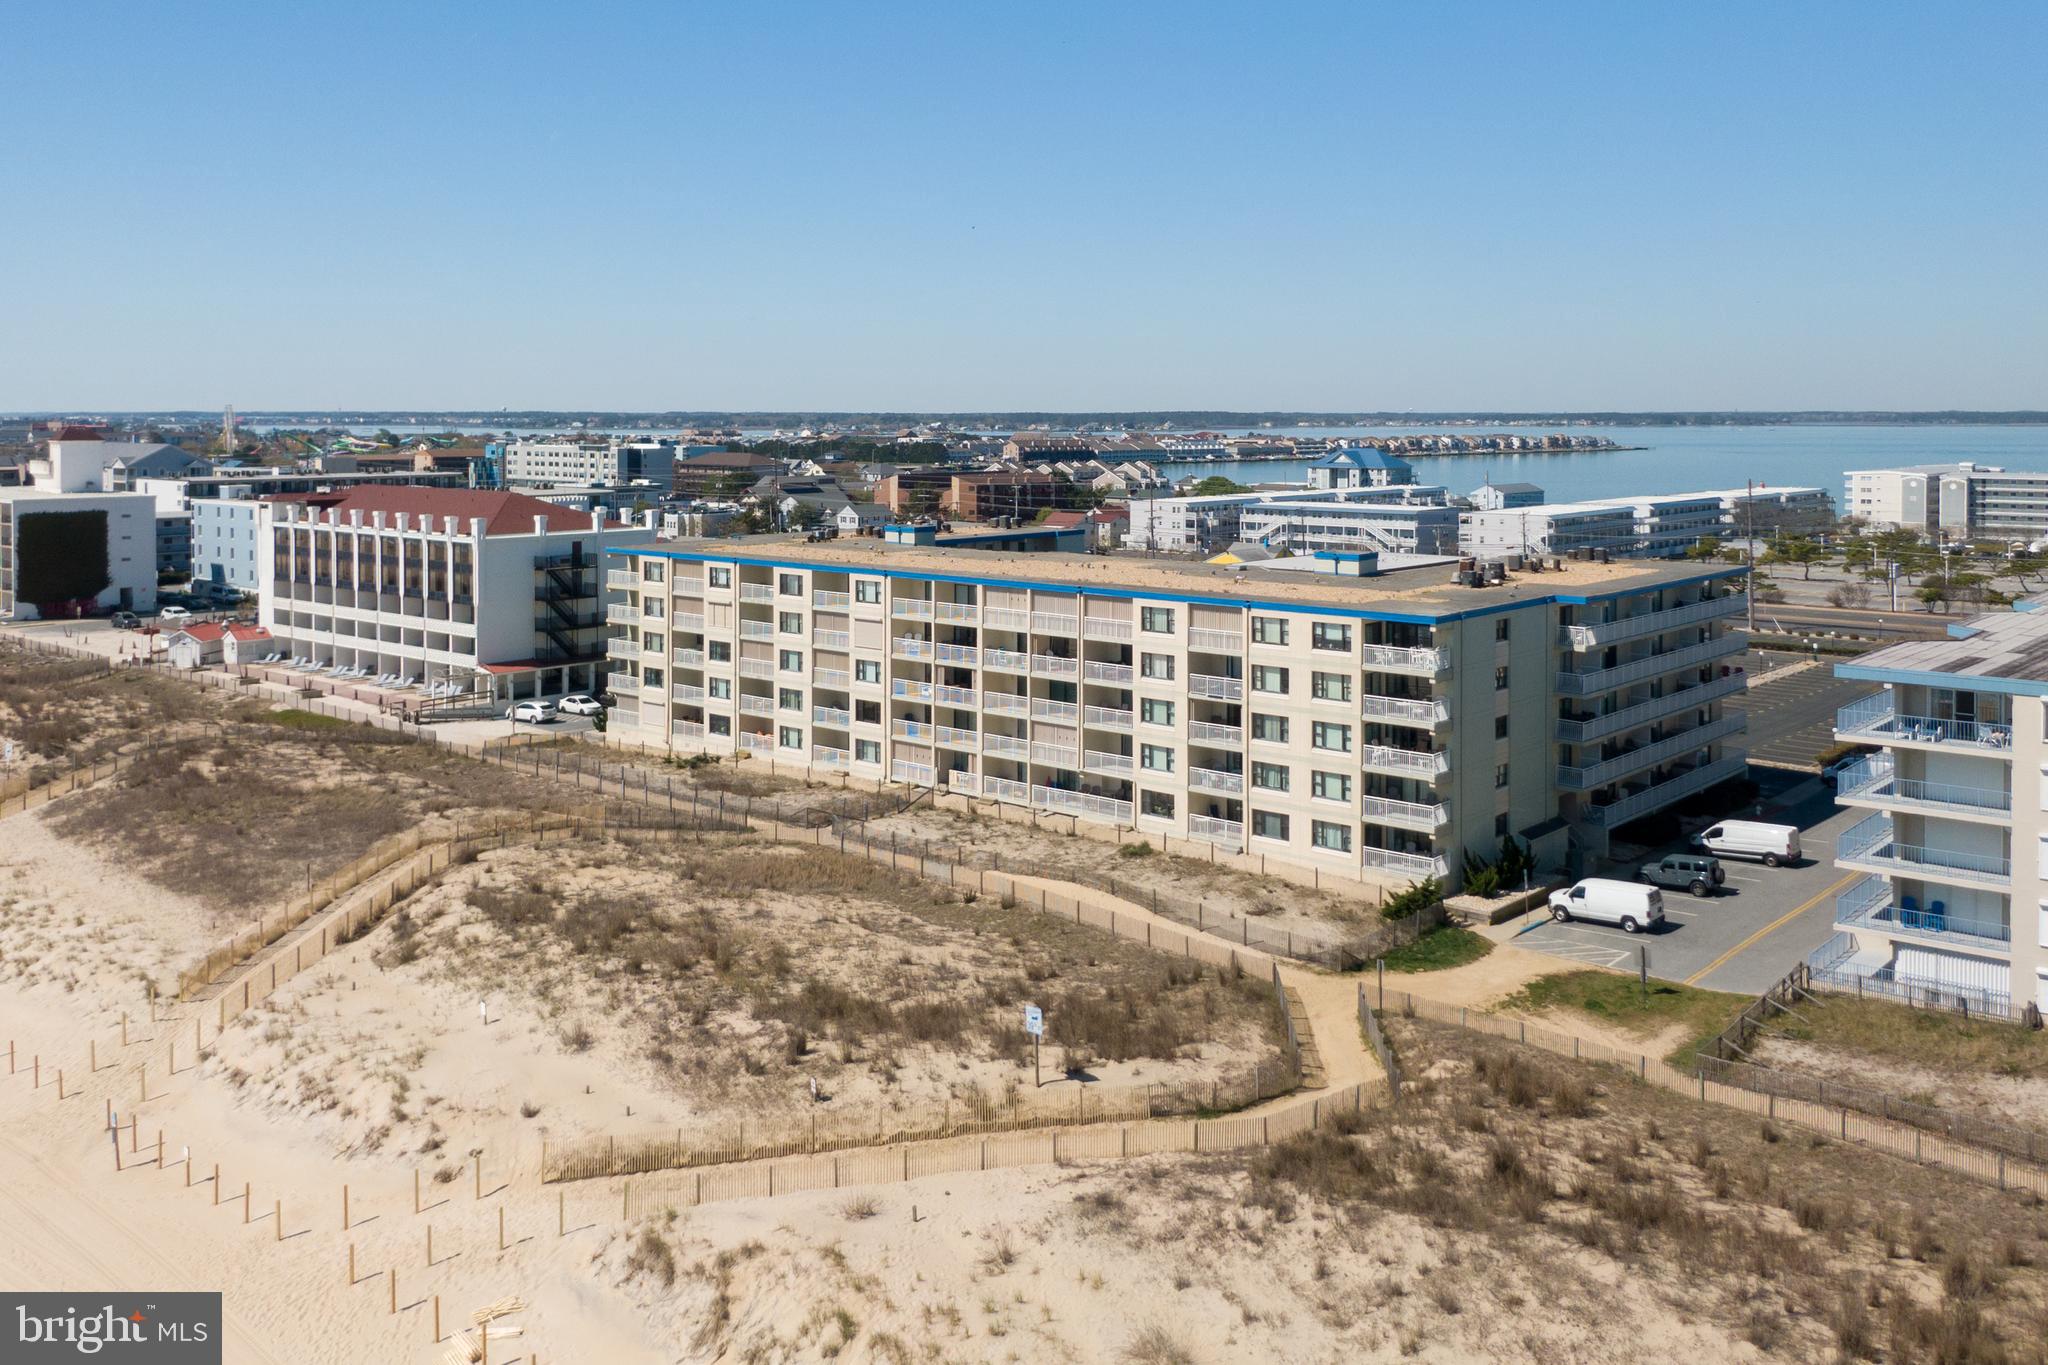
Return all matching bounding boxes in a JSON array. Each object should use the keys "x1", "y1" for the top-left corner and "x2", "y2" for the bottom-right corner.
[
  {"x1": 1837, "y1": 811, "x2": 2011, "y2": 886},
  {"x1": 1555, "y1": 673, "x2": 1746, "y2": 743},
  {"x1": 983, "y1": 733, "x2": 1029, "y2": 758},
  {"x1": 672, "y1": 683, "x2": 706, "y2": 703},
  {"x1": 946, "y1": 770, "x2": 980, "y2": 796},
  {"x1": 892, "y1": 719, "x2": 934, "y2": 741},
  {"x1": 1032, "y1": 611, "x2": 1078, "y2": 635},
  {"x1": 673, "y1": 647, "x2": 705, "y2": 667},
  {"x1": 1189, "y1": 720, "x2": 1243, "y2": 746},
  {"x1": 813, "y1": 666, "x2": 851, "y2": 688},
  {"x1": 606, "y1": 671, "x2": 638, "y2": 695},
  {"x1": 1084, "y1": 749, "x2": 1134, "y2": 776},
  {"x1": 739, "y1": 620, "x2": 775, "y2": 640},
  {"x1": 673, "y1": 577, "x2": 704, "y2": 597},
  {"x1": 984, "y1": 775, "x2": 1029, "y2": 803},
  {"x1": 1084, "y1": 617, "x2": 1134, "y2": 641},
  {"x1": 673, "y1": 720, "x2": 706, "y2": 739},
  {"x1": 984, "y1": 648, "x2": 1028, "y2": 672},
  {"x1": 738, "y1": 659, "x2": 775, "y2": 680},
  {"x1": 672, "y1": 612, "x2": 706, "y2": 632},
  {"x1": 1190, "y1": 766, "x2": 1245, "y2": 795},
  {"x1": 739, "y1": 582, "x2": 775, "y2": 603},
  {"x1": 891, "y1": 679, "x2": 935, "y2": 702},
  {"x1": 606, "y1": 637, "x2": 638, "y2": 660},
  {"x1": 1361, "y1": 794, "x2": 1450, "y2": 832},
  {"x1": 1558, "y1": 593, "x2": 1745, "y2": 650},
  {"x1": 813, "y1": 590, "x2": 851, "y2": 609},
  {"x1": 1188, "y1": 627, "x2": 1243, "y2": 653},
  {"x1": 1833, "y1": 875, "x2": 2011, "y2": 951},
  {"x1": 984, "y1": 606, "x2": 1029, "y2": 630},
  {"x1": 812, "y1": 745, "x2": 850, "y2": 768},
  {"x1": 1031, "y1": 741, "x2": 1080, "y2": 768},
  {"x1": 892, "y1": 599, "x2": 935, "y2": 620},
  {"x1": 1084, "y1": 705, "x2": 1134, "y2": 731},
  {"x1": 1554, "y1": 634, "x2": 1746, "y2": 696},
  {"x1": 606, "y1": 569, "x2": 637, "y2": 589},
  {"x1": 1359, "y1": 694, "x2": 1448, "y2": 726},
  {"x1": 1361, "y1": 643, "x2": 1449, "y2": 677},
  {"x1": 813, "y1": 705, "x2": 851, "y2": 728},
  {"x1": 814, "y1": 629, "x2": 852, "y2": 649},
  {"x1": 739, "y1": 695, "x2": 774, "y2": 717},
  {"x1": 1836, "y1": 757, "x2": 2012, "y2": 824},
  {"x1": 893, "y1": 636, "x2": 933, "y2": 660},
  {"x1": 936, "y1": 643, "x2": 979, "y2": 666},
  {"x1": 1190, "y1": 815, "x2": 1244, "y2": 851},
  {"x1": 891, "y1": 759, "x2": 936, "y2": 785},
  {"x1": 936, "y1": 684, "x2": 979, "y2": 708},
  {"x1": 1361, "y1": 744, "x2": 1451, "y2": 778},
  {"x1": 1032, "y1": 786, "x2": 1133, "y2": 824},
  {"x1": 1190, "y1": 673, "x2": 1244, "y2": 701},
  {"x1": 1582, "y1": 754, "x2": 1748, "y2": 827},
  {"x1": 934, "y1": 724, "x2": 978, "y2": 749},
  {"x1": 1363, "y1": 846, "x2": 1450, "y2": 878},
  {"x1": 611, "y1": 604, "x2": 641, "y2": 625},
  {"x1": 1555, "y1": 714, "x2": 1746, "y2": 791},
  {"x1": 1834, "y1": 694, "x2": 2015, "y2": 752},
  {"x1": 936, "y1": 601, "x2": 979, "y2": 624},
  {"x1": 1084, "y1": 660, "x2": 1134, "y2": 684},
  {"x1": 1031, "y1": 653, "x2": 1080, "y2": 678},
  {"x1": 1031, "y1": 697, "x2": 1079, "y2": 722},
  {"x1": 985, "y1": 692, "x2": 1029, "y2": 715}
]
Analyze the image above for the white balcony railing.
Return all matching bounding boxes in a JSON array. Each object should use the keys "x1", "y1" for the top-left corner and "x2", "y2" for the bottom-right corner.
[
  {"x1": 813, "y1": 666, "x2": 851, "y2": 689},
  {"x1": 893, "y1": 636, "x2": 933, "y2": 659},
  {"x1": 1084, "y1": 749, "x2": 1134, "y2": 775},
  {"x1": 1084, "y1": 660, "x2": 1134, "y2": 684},
  {"x1": 1836, "y1": 811, "x2": 2012, "y2": 885},
  {"x1": 1190, "y1": 815, "x2": 1244, "y2": 851},
  {"x1": 1189, "y1": 720, "x2": 1243, "y2": 746},
  {"x1": 812, "y1": 705, "x2": 851, "y2": 728},
  {"x1": 892, "y1": 599, "x2": 935, "y2": 620},
  {"x1": 812, "y1": 745, "x2": 849, "y2": 768},
  {"x1": 946, "y1": 769, "x2": 980, "y2": 795},
  {"x1": 739, "y1": 620, "x2": 775, "y2": 640},
  {"x1": 1084, "y1": 705, "x2": 1134, "y2": 731},
  {"x1": 1583, "y1": 754, "x2": 1748, "y2": 827},
  {"x1": 1032, "y1": 611, "x2": 1078, "y2": 635},
  {"x1": 1361, "y1": 794, "x2": 1449, "y2": 830},
  {"x1": 672, "y1": 683, "x2": 706, "y2": 703},
  {"x1": 936, "y1": 601, "x2": 979, "y2": 624},
  {"x1": 1359, "y1": 694, "x2": 1449, "y2": 726},
  {"x1": 985, "y1": 691, "x2": 1029, "y2": 714},
  {"x1": 983, "y1": 648, "x2": 1028, "y2": 672},
  {"x1": 1084, "y1": 617, "x2": 1134, "y2": 641},
  {"x1": 1555, "y1": 673, "x2": 1745, "y2": 743},
  {"x1": 1559, "y1": 593, "x2": 1745, "y2": 649},
  {"x1": 813, "y1": 590, "x2": 851, "y2": 608},
  {"x1": 892, "y1": 759, "x2": 936, "y2": 785},
  {"x1": 1189, "y1": 673, "x2": 1244, "y2": 701},
  {"x1": 936, "y1": 643, "x2": 979, "y2": 666},
  {"x1": 1556, "y1": 714, "x2": 1746, "y2": 791},
  {"x1": 1031, "y1": 698, "x2": 1079, "y2": 722},
  {"x1": 1836, "y1": 756, "x2": 2011, "y2": 821},
  {"x1": 1833, "y1": 874, "x2": 2013, "y2": 950},
  {"x1": 739, "y1": 583, "x2": 775, "y2": 603},
  {"x1": 983, "y1": 606, "x2": 1029, "y2": 630},
  {"x1": 1834, "y1": 693, "x2": 2016, "y2": 752},
  {"x1": 891, "y1": 679, "x2": 934, "y2": 702},
  {"x1": 1189, "y1": 766, "x2": 1245, "y2": 795},
  {"x1": 1031, "y1": 653, "x2": 1080, "y2": 677},
  {"x1": 984, "y1": 775, "x2": 1029, "y2": 803},
  {"x1": 1360, "y1": 643, "x2": 1448, "y2": 676},
  {"x1": 1555, "y1": 633, "x2": 1745, "y2": 696},
  {"x1": 982, "y1": 733, "x2": 1029, "y2": 757},
  {"x1": 673, "y1": 647, "x2": 705, "y2": 667},
  {"x1": 935, "y1": 684, "x2": 979, "y2": 708},
  {"x1": 1361, "y1": 744, "x2": 1451, "y2": 778},
  {"x1": 1032, "y1": 786, "x2": 1133, "y2": 823},
  {"x1": 1362, "y1": 846, "x2": 1450, "y2": 878},
  {"x1": 739, "y1": 694, "x2": 774, "y2": 716},
  {"x1": 738, "y1": 659, "x2": 775, "y2": 679},
  {"x1": 935, "y1": 724, "x2": 979, "y2": 748},
  {"x1": 1188, "y1": 627, "x2": 1242, "y2": 653}
]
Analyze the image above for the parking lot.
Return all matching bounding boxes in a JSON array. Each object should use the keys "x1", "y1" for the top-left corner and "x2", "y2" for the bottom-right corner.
[
  {"x1": 1511, "y1": 769, "x2": 1860, "y2": 995},
  {"x1": 1735, "y1": 650, "x2": 1874, "y2": 772}
]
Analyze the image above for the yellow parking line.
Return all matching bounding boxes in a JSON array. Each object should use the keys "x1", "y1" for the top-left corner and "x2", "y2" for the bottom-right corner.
[{"x1": 1684, "y1": 870, "x2": 1859, "y2": 987}]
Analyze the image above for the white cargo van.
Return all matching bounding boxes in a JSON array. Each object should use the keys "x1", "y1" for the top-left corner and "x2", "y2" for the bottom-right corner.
[
  {"x1": 1547, "y1": 878, "x2": 1664, "y2": 934},
  {"x1": 1691, "y1": 820, "x2": 1801, "y2": 867}
]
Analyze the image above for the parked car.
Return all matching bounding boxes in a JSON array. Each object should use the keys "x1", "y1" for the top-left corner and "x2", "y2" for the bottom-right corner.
[
  {"x1": 157, "y1": 605, "x2": 191, "y2": 624},
  {"x1": 1638, "y1": 853, "x2": 1724, "y2": 897},
  {"x1": 1692, "y1": 820, "x2": 1801, "y2": 867},
  {"x1": 110, "y1": 610, "x2": 140, "y2": 630},
  {"x1": 1547, "y1": 878, "x2": 1664, "y2": 934},
  {"x1": 506, "y1": 700, "x2": 558, "y2": 724},
  {"x1": 557, "y1": 693, "x2": 603, "y2": 716}
]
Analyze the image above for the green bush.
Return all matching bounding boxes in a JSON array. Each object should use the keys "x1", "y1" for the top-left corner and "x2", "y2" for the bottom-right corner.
[{"x1": 1382, "y1": 876, "x2": 1442, "y2": 921}]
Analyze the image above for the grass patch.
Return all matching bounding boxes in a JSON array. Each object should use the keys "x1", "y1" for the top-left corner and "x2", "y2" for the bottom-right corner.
[
  {"x1": 267, "y1": 707, "x2": 353, "y2": 730},
  {"x1": 1762, "y1": 996, "x2": 2048, "y2": 1078},
  {"x1": 1500, "y1": 970, "x2": 1749, "y2": 1071},
  {"x1": 1377, "y1": 924, "x2": 1493, "y2": 973}
]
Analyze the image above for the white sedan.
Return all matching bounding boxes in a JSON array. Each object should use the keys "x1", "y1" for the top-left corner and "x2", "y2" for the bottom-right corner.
[
  {"x1": 158, "y1": 606, "x2": 192, "y2": 624},
  {"x1": 506, "y1": 700, "x2": 558, "y2": 724},
  {"x1": 557, "y1": 693, "x2": 604, "y2": 716}
]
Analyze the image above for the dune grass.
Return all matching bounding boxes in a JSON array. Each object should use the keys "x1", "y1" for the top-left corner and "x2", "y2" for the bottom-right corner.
[
  {"x1": 1763, "y1": 996, "x2": 2048, "y2": 1079},
  {"x1": 1500, "y1": 970, "x2": 1750, "y2": 1071},
  {"x1": 1377, "y1": 924, "x2": 1493, "y2": 973}
]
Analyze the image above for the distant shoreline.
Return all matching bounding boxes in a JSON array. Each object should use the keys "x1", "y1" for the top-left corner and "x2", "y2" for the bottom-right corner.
[{"x1": 1153, "y1": 445, "x2": 1653, "y2": 464}]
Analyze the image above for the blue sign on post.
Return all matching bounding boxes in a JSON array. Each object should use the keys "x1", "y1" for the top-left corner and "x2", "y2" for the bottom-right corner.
[{"x1": 1023, "y1": 1005, "x2": 1043, "y2": 1037}]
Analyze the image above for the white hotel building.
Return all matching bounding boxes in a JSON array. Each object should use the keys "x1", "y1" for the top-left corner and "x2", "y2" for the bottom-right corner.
[
  {"x1": 603, "y1": 536, "x2": 1749, "y2": 885},
  {"x1": 257, "y1": 487, "x2": 641, "y2": 700},
  {"x1": 1820, "y1": 606, "x2": 2048, "y2": 1018}
]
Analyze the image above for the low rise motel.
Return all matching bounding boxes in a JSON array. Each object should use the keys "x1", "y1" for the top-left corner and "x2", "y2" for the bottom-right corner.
[{"x1": 600, "y1": 533, "x2": 1748, "y2": 888}]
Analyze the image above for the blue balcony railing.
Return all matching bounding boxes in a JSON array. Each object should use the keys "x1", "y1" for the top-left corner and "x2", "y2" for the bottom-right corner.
[
  {"x1": 1835, "y1": 694, "x2": 2014, "y2": 750},
  {"x1": 1833, "y1": 874, "x2": 2012, "y2": 948},
  {"x1": 1836, "y1": 812, "x2": 2011, "y2": 884},
  {"x1": 1837, "y1": 758, "x2": 2012, "y2": 817}
]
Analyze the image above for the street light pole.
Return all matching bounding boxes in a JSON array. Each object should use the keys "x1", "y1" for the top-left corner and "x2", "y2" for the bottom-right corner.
[{"x1": 1745, "y1": 479, "x2": 1757, "y2": 634}]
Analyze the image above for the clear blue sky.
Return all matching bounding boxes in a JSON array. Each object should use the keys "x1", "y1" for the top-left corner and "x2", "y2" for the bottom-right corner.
[{"x1": 5, "y1": 1, "x2": 2043, "y2": 412}]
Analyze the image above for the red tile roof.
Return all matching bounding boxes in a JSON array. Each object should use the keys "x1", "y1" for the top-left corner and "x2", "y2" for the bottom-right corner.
[
  {"x1": 271, "y1": 485, "x2": 614, "y2": 535},
  {"x1": 227, "y1": 624, "x2": 271, "y2": 641},
  {"x1": 177, "y1": 624, "x2": 227, "y2": 642}
]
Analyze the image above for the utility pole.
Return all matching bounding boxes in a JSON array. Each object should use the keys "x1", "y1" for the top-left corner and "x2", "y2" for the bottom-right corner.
[{"x1": 1745, "y1": 479, "x2": 1757, "y2": 634}]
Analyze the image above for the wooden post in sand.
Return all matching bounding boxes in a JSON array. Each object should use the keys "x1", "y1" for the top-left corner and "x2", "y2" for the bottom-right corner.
[
  {"x1": 473, "y1": 1153, "x2": 482, "y2": 1201},
  {"x1": 558, "y1": 1190, "x2": 565, "y2": 1237},
  {"x1": 481, "y1": 1320, "x2": 489, "y2": 1365},
  {"x1": 129, "y1": 1115, "x2": 137, "y2": 1153},
  {"x1": 242, "y1": 1182, "x2": 250, "y2": 1224},
  {"x1": 212, "y1": 1164, "x2": 220, "y2": 1205},
  {"x1": 433, "y1": 1296, "x2": 441, "y2": 1343},
  {"x1": 55, "y1": 1070, "x2": 63, "y2": 1100},
  {"x1": 413, "y1": 1169, "x2": 420, "y2": 1215},
  {"x1": 155, "y1": 1131, "x2": 163, "y2": 1167},
  {"x1": 498, "y1": 1206, "x2": 505, "y2": 1251},
  {"x1": 90, "y1": 1040, "x2": 96, "y2": 1072},
  {"x1": 31, "y1": 1056, "x2": 38, "y2": 1089},
  {"x1": 347, "y1": 1243, "x2": 354, "y2": 1286},
  {"x1": 121, "y1": 1012, "x2": 129, "y2": 1047},
  {"x1": 274, "y1": 1199, "x2": 281, "y2": 1242},
  {"x1": 342, "y1": 1184, "x2": 349, "y2": 1231},
  {"x1": 387, "y1": 1268, "x2": 395, "y2": 1316},
  {"x1": 137, "y1": 1063, "x2": 145, "y2": 1105},
  {"x1": 426, "y1": 1225, "x2": 433, "y2": 1265}
]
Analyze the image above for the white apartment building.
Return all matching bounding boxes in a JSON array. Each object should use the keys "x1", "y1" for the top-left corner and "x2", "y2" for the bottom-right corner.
[
  {"x1": 258, "y1": 487, "x2": 640, "y2": 700},
  {"x1": 603, "y1": 537, "x2": 1749, "y2": 883},
  {"x1": 1306, "y1": 448, "x2": 1417, "y2": 489},
  {"x1": 0, "y1": 486, "x2": 158, "y2": 619},
  {"x1": 1236, "y1": 500, "x2": 1460, "y2": 556},
  {"x1": 1701, "y1": 485, "x2": 1835, "y2": 539},
  {"x1": 1819, "y1": 607, "x2": 2048, "y2": 1018},
  {"x1": 1468, "y1": 482, "x2": 1546, "y2": 512},
  {"x1": 1459, "y1": 503, "x2": 1639, "y2": 560},
  {"x1": 503, "y1": 438, "x2": 678, "y2": 488},
  {"x1": 1128, "y1": 485, "x2": 1449, "y2": 555},
  {"x1": 1844, "y1": 463, "x2": 2048, "y2": 542},
  {"x1": 1583, "y1": 493, "x2": 1728, "y2": 557}
]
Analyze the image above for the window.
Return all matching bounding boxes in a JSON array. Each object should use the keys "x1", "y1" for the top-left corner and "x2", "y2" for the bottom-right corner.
[
  {"x1": 1494, "y1": 618, "x2": 1511, "y2": 642},
  {"x1": 709, "y1": 678, "x2": 732, "y2": 700},
  {"x1": 1252, "y1": 762, "x2": 1290, "y2": 792},
  {"x1": 1252, "y1": 810, "x2": 1290, "y2": 841},
  {"x1": 1311, "y1": 671, "x2": 1352, "y2": 703},
  {"x1": 1311, "y1": 820, "x2": 1352, "y2": 853},
  {"x1": 1494, "y1": 666, "x2": 1510, "y2": 691},
  {"x1": 779, "y1": 649, "x2": 802, "y2": 672},
  {"x1": 779, "y1": 573, "x2": 802, "y2": 597},
  {"x1": 1252, "y1": 665, "x2": 1289, "y2": 694},
  {"x1": 779, "y1": 726, "x2": 802, "y2": 749},
  {"x1": 709, "y1": 714, "x2": 731, "y2": 736},
  {"x1": 855, "y1": 738, "x2": 881, "y2": 764},
  {"x1": 1494, "y1": 715, "x2": 1509, "y2": 739},
  {"x1": 1252, "y1": 714, "x2": 1289, "y2": 744},
  {"x1": 643, "y1": 632, "x2": 664, "y2": 655},
  {"x1": 855, "y1": 579, "x2": 882, "y2": 604},
  {"x1": 709, "y1": 640, "x2": 732, "y2": 662},
  {"x1": 708, "y1": 566, "x2": 732, "y2": 587},
  {"x1": 643, "y1": 667, "x2": 664, "y2": 689},
  {"x1": 1142, "y1": 790, "x2": 1176, "y2": 819},
  {"x1": 855, "y1": 700, "x2": 882, "y2": 724},
  {"x1": 1311, "y1": 721, "x2": 1352, "y2": 753},
  {"x1": 1495, "y1": 763, "x2": 1511, "y2": 789},
  {"x1": 1141, "y1": 744, "x2": 1176, "y2": 773},
  {"x1": 1141, "y1": 698, "x2": 1176, "y2": 726},
  {"x1": 1312, "y1": 622, "x2": 1352, "y2": 652},
  {"x1": 643, "y1": 561, "x2": 665, "y2": 584},
  {"x1": 1141, "y1": 652, "x2": 1176, "y2": 681},
  {"x1": 779, "y1": 611, "x2": 802, "y2": 634},
  {"x1": 1495, "y1": 813, "x2": 1511, "y2": 837},
  {"x1": 1252, "y1": 616, "x2": 1289, "y2": 646},
  {"x1": 778, "y1": 687, "x2": 802, "y2": 711},
  {"x1": 855, "y1": 659, "x2": 881, "y2": 683},
  {"x1": 1141, "y1": 606, "x2": 1175, "y2": 634},
  {"x1": 1312, "y1": 770, "x2": 1352, "y2": 803}
]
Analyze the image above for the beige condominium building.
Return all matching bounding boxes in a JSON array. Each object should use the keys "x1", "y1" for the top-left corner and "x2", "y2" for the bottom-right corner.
[
  {"x1": 603, "y1": 536, "x2": 1750, "y2": 888},
  {"x1": 1822, "y1": 606, "x2": 2048, "y2": 1018}
]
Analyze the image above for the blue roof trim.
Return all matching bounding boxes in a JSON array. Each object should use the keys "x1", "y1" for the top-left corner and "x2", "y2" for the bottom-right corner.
[
  {"x1": 609, "y1": 547, "x2": 1747, "y2": 626},
  {"x1": 1946, "y1": 623, "x2": 1983, "y2": 639},
  {"x1": 1832, "y1": 661, "x2": 2048, "y2": 698}
]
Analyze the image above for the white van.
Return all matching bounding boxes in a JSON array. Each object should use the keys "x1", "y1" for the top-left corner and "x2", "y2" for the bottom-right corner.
[
  {"x1": 1691, "y1": 820, "x2": 1801, "y2": 867},
  {"x1": 1548, "y1": 878, "x2": 1664, "y2": 934}
]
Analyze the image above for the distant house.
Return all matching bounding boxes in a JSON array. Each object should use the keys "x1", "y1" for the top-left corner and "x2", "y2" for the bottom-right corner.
[
  {"x1": 1307, "y1": 447, "x2": 1417, "y2": 490},
  {"x1": 671, "y1": 449, "x2": 784, "y2": 498},
  {"x1": 836, "y1": 503, "x2": 891, "y2": 534},
  {"x1": 165, "y1": 621, "x2": 273, "y2": 670},
  {"x1": 1468, "y1": 481, "x2": 1545, "y2": 511},
  {"x1": 1041, "y1": 506, "x2": 1128, "y2": 549},
  {"x1": 222, "y1": 622, "x2": 273, "y2": 666}
]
